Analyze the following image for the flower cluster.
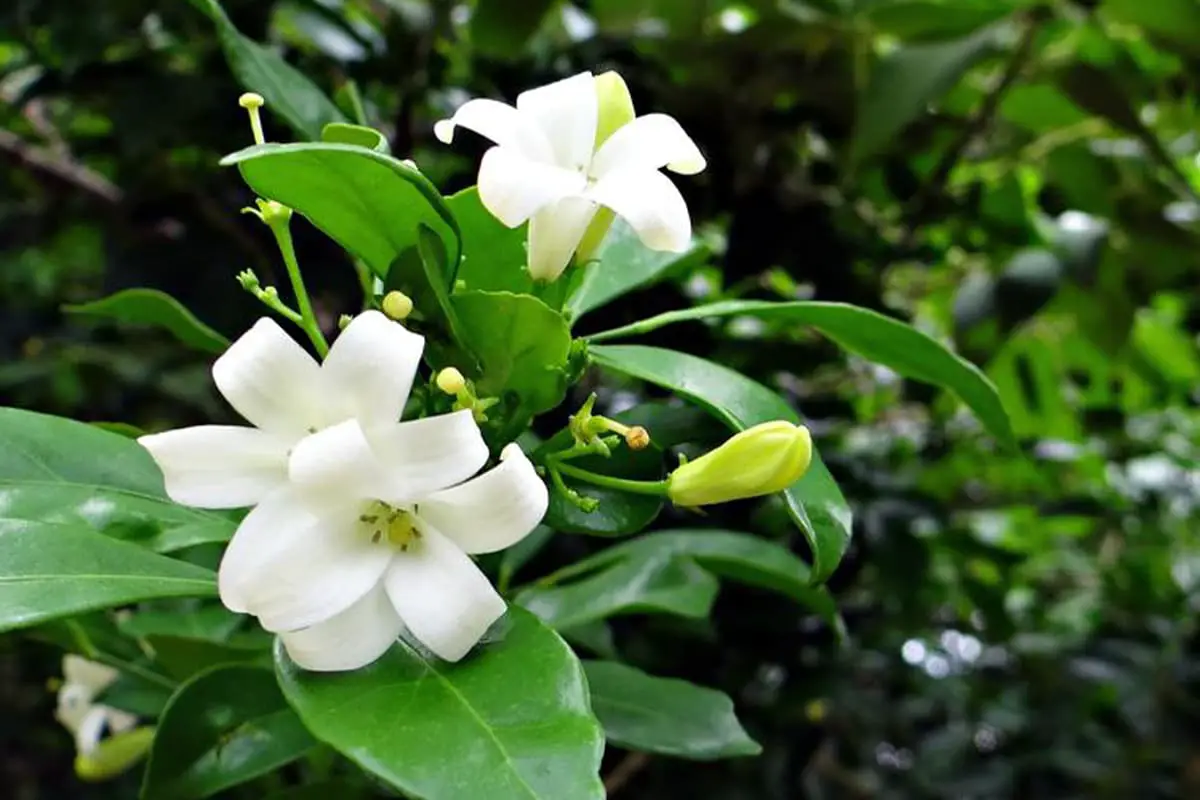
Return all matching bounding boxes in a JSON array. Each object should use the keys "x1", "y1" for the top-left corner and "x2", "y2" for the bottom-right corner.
[{"x1": 140, "y1": 311, "x2": 548, "y2": 671}]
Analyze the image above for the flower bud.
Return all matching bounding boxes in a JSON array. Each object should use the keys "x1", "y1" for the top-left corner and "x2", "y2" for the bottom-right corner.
[
  {"x1": 624, "y1": 425, "x2": 650, "y2": 450},
  {"x1": 575, "y1": 71, "x2": 636, "y2": 265},
  {"x1": 666, "y1": 421, "x2": 812, "y2": 507},
  {"x1": 381, "y1": 290, "x2": 414, "y2": 321},
  {"x1": 436, "y1": 367, "x2": 466, "y2": 395}
]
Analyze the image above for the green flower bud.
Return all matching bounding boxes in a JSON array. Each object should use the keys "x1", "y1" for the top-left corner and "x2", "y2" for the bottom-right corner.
[
  {"x1": 575, "y1": 71, "x2": 636, "y2": 265},
  {"x1": 74, "y1": 726, "x2": 155, "y2": 782},
  {"x1": 667, "y1": 421, "x2": 812, "y2": 507},
  {"x1": 436, "y1": 367, "x2": 466, "y2": 395},
  {"x1": 381, "y1": 290, "x2": 414, "y2": 321}
]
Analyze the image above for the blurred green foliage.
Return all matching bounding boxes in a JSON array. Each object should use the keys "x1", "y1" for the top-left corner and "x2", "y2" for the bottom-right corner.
[{"x1": 4, "y1": 0, "x2": 1200, "y2": 797}]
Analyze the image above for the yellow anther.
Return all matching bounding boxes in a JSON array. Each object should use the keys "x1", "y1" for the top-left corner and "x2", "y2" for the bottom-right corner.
[
  {"x1": 436, "y1": 367, "x2": 467, "y2": 396},
  {"x1": 382, "y1": 290, "x2": 414, "y2": 321}
]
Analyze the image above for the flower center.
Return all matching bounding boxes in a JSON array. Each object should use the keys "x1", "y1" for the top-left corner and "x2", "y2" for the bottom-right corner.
[{"x1": 359, "y1": 501, "x2": 419, "y2": 551}]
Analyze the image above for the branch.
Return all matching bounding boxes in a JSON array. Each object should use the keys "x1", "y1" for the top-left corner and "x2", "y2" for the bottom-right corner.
[
  {"x1": 0, "y1": 128, "x2": 122, "y2": 203},
  {"x1": 603, "y1": 751, "x2": 651, "y2": 796}
]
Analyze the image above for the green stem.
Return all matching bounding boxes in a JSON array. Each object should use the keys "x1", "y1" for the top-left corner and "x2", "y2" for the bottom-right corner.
[
  {"x1": 267, "y1": 217, "x2": 329, "y2": 357},
  {"x1": 553, "y1": 462, "x2": 668, "y2": 497}
]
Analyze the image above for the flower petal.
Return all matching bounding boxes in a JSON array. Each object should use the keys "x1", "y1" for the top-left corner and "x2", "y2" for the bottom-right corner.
[
  {"x1": 217, "y1": 488, "x2": 391, "y2": 632},
  {"x1": 321, "y1": 310, "x2": 425, "y2": 431},
  {"x1": 138, "y1": 426, "x2": 291, "y2": 509},
  {"x1": 62, "y1": 656, "x2": 119, "y2": 694},
  {"x1": 591, "y1": 113, "x2": 706, "y2": 177},
  {"x1": 587, "y1": 168, "x2": 691, "y2": 252},
  {"x1": 383, "y1": 526, "x2": 506, "y2": 662},
  {"x1": 417, "y1": 443, "x2": 548, "y2": 554},
  {"x1": 433, "y1": 98, "x2": 554, "y2": 162},
  {"x1": 279, "y1": 582, "x2": 402, "y2": 672},
  {"x1": 370, "y1": 410, "x2": 490, "y2": 504},
  {"x1": 74, "y1": 706, "x2": 111, "y2": 755},
  {"x1": 212, "y1": 318, "x2": 329, "y2": 435},
  {"x1": 515, "y1": 71, "x2": 598, "y2": 172},
  {"x1": 527, "y1": 196, "x2": 599, "y2": 281},
  {"x1": 477, "y1": 146, "x2": 587, "y2": 229}
]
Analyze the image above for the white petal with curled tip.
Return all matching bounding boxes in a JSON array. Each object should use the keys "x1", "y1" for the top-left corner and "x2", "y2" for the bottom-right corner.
[
  {"x1": 433, "y1": 98, "x2": 554, "y2": 162},
  {"x1": 590, "y1": 113, "x2": 706, "y2": 177},
  {"x1": 416, "y1": 443, "x2": 548, "y2": 554},
  {"x1": 217, "y1": 488, "x2": 391, "y2": 632},
  {"x1": 138, "y1": 425, "x2": 291, "y2": 509},
  {"x1": 370, "y1": 410, "x2": 489, "y2": 504},
  {"x1": 73, "y1": 706, "x2": 112, "y2": 755},
  {"x1": 515, "y1": 71, "x2": 598, "y2": 172},
  {"x1": 212, "y1": 317, "x2": 329, "y2": 435},
  {"x1": 477, "y1": 146, "x2": 587, "y2": 228},
  {"x1": 587, "y1": 168, "x2": 691, "y2": 252},
  {"x1": 279, "y1": 582, "x2": 403, "y2": 672},
  {"x1": 383, "y1": 526, "x2": 506, "y2": 662},
  {"x1": 527, "y1": 196, "x2": 599, "y2": 281},
  {"x1": 320, "y1": 311, "x2": 425, "y2": 430}
]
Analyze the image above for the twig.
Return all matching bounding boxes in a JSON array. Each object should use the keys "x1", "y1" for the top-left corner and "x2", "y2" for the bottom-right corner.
[
  {"x1": 603, "y1": 751, "x2": 651, "y2": 796},
  {"x1": 902, "y1": 9, "x2": 1048, "y2": 241},
  {"x1": 0, "y1": 127, "x2": 122, "y2": 203}
]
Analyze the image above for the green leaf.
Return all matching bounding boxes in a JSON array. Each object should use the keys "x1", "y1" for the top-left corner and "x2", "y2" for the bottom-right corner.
[
  {"x1": 1102, "y1": 0, "x2": 1200, "y2": 56},
  {"x1": 470, "y1": 0, "x2": 559, "y2": 57},
  {"x1": 385, "y1": 225, "x2": 473, "y2": 360},
  {"x1": 516, "y1": 555, "x2": 719, "y2": 631},
  {"x1": 0, "y1": 520, "x2": 216, "y2": 633},
  {"x1": 583, "y1": 661, "x2": 760, "y2": 759},
  {"x1": 0, "y1": 408, "x2": 237, "y2": 553},
  {"x1": 565, "y1": 220, "x2": 708, "y2": 324},
  {"x1": 536, "y1": 429, "x2": 664, "y2": 537},
  {"x1": 190, "y1": 0, "x2": 346, "y2": 140},
  {"x1": 452, "y1": 291, "x2": 573, "y2": 418},
  {"x1": 586, "y1": 300, "x2": 1015, "y2": 446},
  {"x1": 276, "y1": 608, "x2": 605, "y2": 800},
  {"x1": 448, "y1": 188, "x2": 532, "y2": 294},
  {"x1": 522, "y1": 529, "x2": 842, "y2": 633},
  {"x1": 849, "y1": 23, "x2": 1000, "y2": 164},
  {"x1": 63, "y1": 288, "x2": 229, "y2": 354},
  {"x1": 142, "y1": 665, "x2": 316, "y2": 800},
  {"x1": 221, "y1": 142, "x2": 460, "y2": 279},
  {"x1": 866, "y1": 1, "x2": 1013, "y2": 42},
  {"x1": 321, "y1": 122, "x2": 390, "y2": 153},
  {"x1": 588, "y1": 345, "x2": 851, "y2": 583}
]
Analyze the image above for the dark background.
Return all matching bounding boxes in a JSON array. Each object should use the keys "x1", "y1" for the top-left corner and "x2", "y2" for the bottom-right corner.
[{"x1": 4, "y1": 0, "x2": 1200, "y2": 797}]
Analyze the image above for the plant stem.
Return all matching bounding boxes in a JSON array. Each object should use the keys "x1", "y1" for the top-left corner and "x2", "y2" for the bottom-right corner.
[
  {"x1": 552, "y1": 462, "x2": 668, "y2": 497},
  {"x1": 267, "y1": 216, "x2": 329, "y2": 356}
]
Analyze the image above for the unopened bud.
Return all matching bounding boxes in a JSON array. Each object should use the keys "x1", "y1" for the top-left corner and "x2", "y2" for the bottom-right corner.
[
  {"x1": 338, "y1": 314, "x2": 353, "y2": 330},
  {"x1": 382, "y1": 290, "x2": 414, "y2": 321},
  {"x1": 624, "y1": 425, "x2": 650, "y2": 450},
  {"x1": 667, "y1": 421, "x2": 812, "y2": 507},
  {"x1": 74, "y1": 726, "x2": 155, "y2": 782},
  {"x1": 436, "y1": 367, "x2": 466, "y2": 395}
]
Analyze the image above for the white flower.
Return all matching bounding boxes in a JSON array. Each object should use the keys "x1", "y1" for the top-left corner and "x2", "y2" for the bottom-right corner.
[
  {"x1": 435, "y1": 70, "x2": 705, "y2": 281},
  {"x1": 139, "y1": 310, "x2": 486, "y2": 509},
  {"x1": 140, "y1": 311, "x2": 550, "y2": 671},
  {"x1": 55, "y1": 656, "x2": 137, "y2": 756},
  {"x1": 225, "y1": 435, "x2": 547, "y2": 671}
]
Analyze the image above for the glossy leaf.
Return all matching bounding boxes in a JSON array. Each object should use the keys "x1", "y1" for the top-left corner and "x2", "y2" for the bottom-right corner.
[
  {"x1": 448, "y1": 188, "x2": 532, "y2": 294},
  {"x1": 849, "y1": 23, "x2": 1000, "y2": 164},
  {"x1": 586, "y1": 300, "x2": 1015, "y2": 447},
  {"x1": 321, "y1": 122, "x2": 389, "y2": 153},
  {"x1": 516, "y1": 555, "x2": 719, "y2": 631},
  {"x1": 64, "y1": 288, "x2": 229, "y2": 354},
  {"x1": 0, "y1": 408, "x2": 237, "y2": 553},
  {"x1": 0, "y1": 520, "x2": 216, "y2": 632},
  {"x1": 451, "y1": 291, "x2": 573, "y2": 417},
  {"x1": 142, "y1": 665, "x2": 316, "y2": 800},
  {"x1": 566, "y1": 220, "x2": 708, "y2": 324},
  {"x1": 588, "y1": 345, "x2": 851, "y2": 583},
  {"x1": 221, "y1": 142, "x2": 460, "y2": 278},
  {"x1": 191, "y1": 0, "x2": 345, "y2": 140},
  {"x1": 385, "y1": 225, "x2": 473, "y2": 359},
  {"x1": 583, "y1": 661, "x2": 760, "y2": 759},
  {"x1": 1103, "y1": 0, "x2": 1200, "y2": 56},
  {"x1": 276, "y1": 608, "x2": 605, "y2": 800}
]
